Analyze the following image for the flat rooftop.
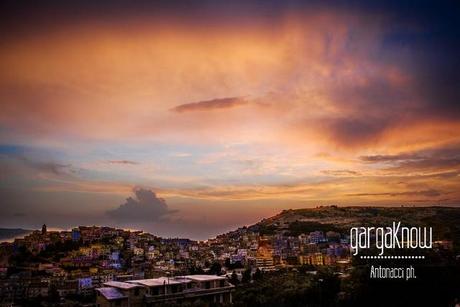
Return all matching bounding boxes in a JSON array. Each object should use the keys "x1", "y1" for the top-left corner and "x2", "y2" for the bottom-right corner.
[
  {"x1": 104, "y1": 281, "x2": 141, "y2": 290},
  {"x1": 96, "y1": 287, "x2": 127, "y2": 300},
  {"x1": 182, "y1": 274, "x2": 227, "y2": 281},
  {"x1": 104, "y1": 274, "x2": 226, "y2": 290},
  {"x1": 127, "y1": 277, "x2": 189, "y2": 287}
]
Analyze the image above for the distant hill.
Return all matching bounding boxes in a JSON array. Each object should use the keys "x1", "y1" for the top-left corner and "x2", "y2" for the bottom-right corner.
[
  {"x1": 0, "y1": 228, "x2": 33, "y2": 242},
  {"x1": 225, "y1": 206, "x2": 460, "y2": 251}
]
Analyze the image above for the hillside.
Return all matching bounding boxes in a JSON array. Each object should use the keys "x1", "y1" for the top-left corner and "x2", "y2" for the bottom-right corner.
[{"x1": 239, "y1": 206, "x2": 460, "y2": 249}]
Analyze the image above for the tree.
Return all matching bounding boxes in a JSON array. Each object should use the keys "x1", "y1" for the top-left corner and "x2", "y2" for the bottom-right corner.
[
  {"x1": 189, "y1": 265, "x2": 205, "y2": 275},
  {"x1": 242, "y1": 268, "x2": 251, "y2": 283},
  {"x1": 230, "y1": 271, "x2": 240, "y2": 286},
  {"x1": 209, "y1": 262, "x2": 222, "y2": 275},
  {"x1": 253, "y1": 268, "x2": 262, "y2": 281}
]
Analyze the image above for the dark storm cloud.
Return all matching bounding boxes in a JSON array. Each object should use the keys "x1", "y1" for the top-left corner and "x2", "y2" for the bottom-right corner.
[
  {"x1": 313, "y1": 1, "x2": 460, "y2": 147},
  {"x1": 382, "y1": 1, "x2": 460, "y2": 121},
  {"x1": 384, "y1": 2, "x2": 460, "y2": 124},
  {"x1": 172, "y1": 97, "x2": 247, "y2": 113},
  {"x1": 107, "y1": 188, "x2": 175, "y2": 223}
]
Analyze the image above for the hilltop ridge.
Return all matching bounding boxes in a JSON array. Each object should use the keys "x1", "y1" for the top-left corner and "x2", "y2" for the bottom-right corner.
[{"x1": 221, "y1": 206, "x2": 460, "y2": 251}]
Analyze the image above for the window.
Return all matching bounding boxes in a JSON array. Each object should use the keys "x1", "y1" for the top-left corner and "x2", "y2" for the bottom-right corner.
[
  {"x1": 219, "y1": 280, "x2": 225, "y2": 287},
  {"x1": 205, "y1": 281, "x2": 211, "y2": 289},
  {"x1": 134, "y1": 288, "x2": 139, "y2": 296},
  {"x1": 115, "y1": 301, "x2": 121, "y2": 306}
]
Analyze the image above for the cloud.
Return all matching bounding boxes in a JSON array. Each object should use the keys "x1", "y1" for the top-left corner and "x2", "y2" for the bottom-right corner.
[
  {"x1": 1, "y1": 7, "x2": 459, "y2": 153},
  {"x1": 171, "y1": 97, "x2": 247, "y2": 113},
  {"x1": 21, "y1": 158, "x2": 72, "y2": 176},
  {"x1": 107, "y1": 188, "x2": 175, "y2": 222},
  {"x1": 321, "y1": 169, "x2": 361, "y2": 177},
  {"x1": 360, "y1": 145, "x2": 460, "y2": 173},
  {"x1": 320, "y1": 117, "x2": 390, "y2": 147},
  {"x1": 0, "y1": 3, "x2": 459, "y2": 214},
  {"x1": 387, "y1": 158, "x2": 460, "y2": 173},
  {"x1": 0, "y1": 150, "x2": 78, "y2": 179},
  {"x1": 107, "y1": 160, "x2": 139, "y2": 165},
  {"x1": 360, "y1": 153, "x2": 421, "y2": 163},
  {"x1": 347, "y1": 189, "x2": 443, "y2": 198}
]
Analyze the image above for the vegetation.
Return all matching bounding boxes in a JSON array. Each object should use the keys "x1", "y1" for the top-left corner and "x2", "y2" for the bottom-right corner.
[
  {"x1": 232, "y1": 262, "x2": 460, "y2": 307},
  {"x1": 233, "y1": 268, "x2": 340, "y2": 307},
  {"x1": 287, "y1": 221, "x2": 341, "y2": 236}
]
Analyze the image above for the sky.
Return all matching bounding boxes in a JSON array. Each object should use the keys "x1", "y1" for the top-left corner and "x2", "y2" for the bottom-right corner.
[{"x1": 1, "y1": 0, "x2": 460, "y2": 240}]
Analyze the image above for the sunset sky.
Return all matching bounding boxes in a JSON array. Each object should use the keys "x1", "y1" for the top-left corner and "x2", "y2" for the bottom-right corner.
[{"x1": 1, "y1": 0, "x2": 460, "y2": 239}]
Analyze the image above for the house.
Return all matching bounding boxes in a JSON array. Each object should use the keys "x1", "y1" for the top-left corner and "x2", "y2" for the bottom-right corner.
[{"x1": 96, "y1": 274, "x2": 234, "y2": 306}]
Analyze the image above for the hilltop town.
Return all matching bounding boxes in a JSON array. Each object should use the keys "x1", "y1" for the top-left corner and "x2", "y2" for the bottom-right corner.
[{"x1": 0, "y1": 206, "x2": 459, "y2": 306}]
